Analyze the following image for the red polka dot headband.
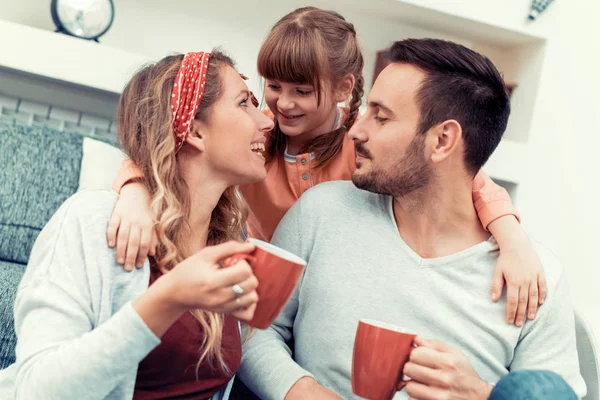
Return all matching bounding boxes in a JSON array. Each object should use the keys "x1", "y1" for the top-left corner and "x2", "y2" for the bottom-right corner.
[{"x1": 171, "y1": 52, "x2": 210, "y2": 152}]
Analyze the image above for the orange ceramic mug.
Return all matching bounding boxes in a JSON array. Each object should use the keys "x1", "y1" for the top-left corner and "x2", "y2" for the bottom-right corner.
[
  {"x1": 352, "y1": 319, "x2": 416, "y2": 400},
  {"x1": 224, "y1": 238, "x2": 306, "y2": 329}
]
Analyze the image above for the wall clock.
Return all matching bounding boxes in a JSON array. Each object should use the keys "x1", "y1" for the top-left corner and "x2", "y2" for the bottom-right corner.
[{"x1": 51, "y1": 0, "x2": 115, "y2": 42}]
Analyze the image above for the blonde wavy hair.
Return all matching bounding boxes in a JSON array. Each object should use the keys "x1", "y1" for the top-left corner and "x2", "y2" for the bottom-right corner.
[{"x1": 117, "y1": 51, "x2": 246, "y2": 375}]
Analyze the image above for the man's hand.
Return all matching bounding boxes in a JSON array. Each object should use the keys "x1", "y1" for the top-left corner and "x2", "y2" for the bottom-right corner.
[
  {"x1": 403, "y1": 337, "x2": 493, "y2": 400},
  {"x1": 285, "y1": 377, "x2": 342, "y2": 400}
]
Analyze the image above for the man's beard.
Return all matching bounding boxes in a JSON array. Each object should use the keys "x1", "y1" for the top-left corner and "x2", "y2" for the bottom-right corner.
[{"x1": 352, "y1": 135, "x2": 431, "y2": 198}]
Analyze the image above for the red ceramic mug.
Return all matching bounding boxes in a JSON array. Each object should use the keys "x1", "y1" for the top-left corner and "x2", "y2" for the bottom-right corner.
[
  {"x1": 224, "y1": 238, "x2": 306, "y2": 329},
  {"x1": 352, "y1": 319, "x2": 416, "y2": 400}
]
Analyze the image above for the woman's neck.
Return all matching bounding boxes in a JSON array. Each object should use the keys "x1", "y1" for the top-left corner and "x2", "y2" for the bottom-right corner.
[
  {"x1": 286, "y1": 107, "x2": 340, "y2": 156},
  {"x1": 186, "y1": 182, "x2": 227, "y2": 254},
  {"x1": 179, "y1": 160, "x2": 229, "y2": 254}
]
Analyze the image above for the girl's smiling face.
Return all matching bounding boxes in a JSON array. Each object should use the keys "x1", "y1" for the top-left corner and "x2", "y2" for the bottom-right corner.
[{"x1": 264, "y1": 80, "x2": 340, "y2": 143}]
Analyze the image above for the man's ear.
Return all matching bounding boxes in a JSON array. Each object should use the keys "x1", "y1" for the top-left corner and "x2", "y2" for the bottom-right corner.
[
  {"x1": 429, "y1": 120, "x2": 462, "y2": 164},
  {"x1": 185, "y1": 120, "x2": 207, "y2": 153},
  {"x1": 334, "y1": 73, "x2": 356, "y2": 103}
]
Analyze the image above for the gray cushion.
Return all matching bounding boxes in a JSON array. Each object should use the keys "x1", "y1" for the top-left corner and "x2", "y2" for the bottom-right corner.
[
  {"x1": 0, "y1": 260, "x2": 25, "y2": 369},
  {"x1": 0, "y1": 123, "x2": 83, "y2": 264}
]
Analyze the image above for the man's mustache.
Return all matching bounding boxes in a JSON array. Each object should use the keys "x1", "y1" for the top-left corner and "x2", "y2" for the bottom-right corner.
[{"x1": 355, "y1": 143, "x2": 372, "y2": 159}]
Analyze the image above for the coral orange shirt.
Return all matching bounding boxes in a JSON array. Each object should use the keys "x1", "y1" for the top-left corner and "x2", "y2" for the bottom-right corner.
[{"x1": 113, "y1": 110, "x2": 518, "y2": 242}]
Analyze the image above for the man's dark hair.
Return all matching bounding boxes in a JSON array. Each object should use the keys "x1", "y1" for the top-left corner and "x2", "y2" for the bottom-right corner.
[{"x1": 387, "y1": 39, "x2": 510, "y2": 175}]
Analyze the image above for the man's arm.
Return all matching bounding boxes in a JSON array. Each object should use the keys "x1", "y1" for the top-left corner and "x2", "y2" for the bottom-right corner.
[
  {"x1": 285, "y1": 377, "x2": 342, "y2": 400},
  {"x1": 239, "y1": 304, "x2": 340, "y2": 400},
  {"x1": 238, "y1": 281, "x2": 314, "y2": 399},
  {"x1": 239, "y1": 199, "x2": 333, "y2": 399}
]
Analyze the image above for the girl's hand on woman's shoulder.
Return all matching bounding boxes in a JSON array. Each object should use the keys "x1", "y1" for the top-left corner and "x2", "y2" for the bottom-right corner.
[{"x1": 107, "y1": 183, "x2": 158, "y2": 271}]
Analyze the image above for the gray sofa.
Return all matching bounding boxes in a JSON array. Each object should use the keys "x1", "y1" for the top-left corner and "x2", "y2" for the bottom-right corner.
[{"x1": 0, "y1": 122, "x2": 108, "y2": 368}]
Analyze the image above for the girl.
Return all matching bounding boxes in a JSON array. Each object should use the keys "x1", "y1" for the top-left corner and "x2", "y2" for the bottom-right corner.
[
  {"x1": 2, "y1": 51, "x2": 273, "y2": 399},
  {"x1": 108, "y1": 7, "x2": 545, "y2": 327}
]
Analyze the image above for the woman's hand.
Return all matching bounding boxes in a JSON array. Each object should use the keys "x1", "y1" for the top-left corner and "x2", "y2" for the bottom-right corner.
[
  {"x1": 134, "y1": 241, "x2": 259, "y2": 337},
  {"x1": 107, "y1": 183, "x2": 157, "y2": 271},
  {"x1": 169, "y1": 241, "x2": 259, "y2": 318}
]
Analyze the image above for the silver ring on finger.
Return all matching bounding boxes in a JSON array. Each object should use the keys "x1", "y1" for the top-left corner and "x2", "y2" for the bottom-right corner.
[{"x1": 232, "y1": 283, "x2": 244, "y2": 297}]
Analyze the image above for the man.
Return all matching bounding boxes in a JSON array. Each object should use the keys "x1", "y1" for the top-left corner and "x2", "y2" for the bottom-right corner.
[{"x1": 238, "y1": 39, "x2": 586, "y2": 400}]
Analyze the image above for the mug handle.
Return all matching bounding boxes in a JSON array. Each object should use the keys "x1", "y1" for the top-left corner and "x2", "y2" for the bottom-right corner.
[
  {"x1": 397, "y1": 378, "x2": 410, "y2": 391},
  {"x1": 223, "y1": 252, "x2": 257, "y2": 268}
]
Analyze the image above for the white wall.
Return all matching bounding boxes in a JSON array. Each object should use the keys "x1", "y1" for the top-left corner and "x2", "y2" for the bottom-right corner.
[
  {"x1": 2, "y1": 0, "x2": 599, "y2": 339},
  {"x1": 0, "y1": 0, "x2": 467, "y2": 95},
  {"x1": 519, "y1": 0, "x2": 600, "y2": 337},
  {"x1": 405, "y1": 0, "x2": 600, "y2": 338}
]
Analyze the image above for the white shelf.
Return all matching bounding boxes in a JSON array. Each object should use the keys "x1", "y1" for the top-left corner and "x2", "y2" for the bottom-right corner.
[
  {"x1": 0, "y1": 19, "x2": 151, "y2": 94},
  {"x1": 386, "y1": 0, "x2": 547, "y2": 45},
  {"x1": 321, "y1": 0, "x2": 546, "y2": 47},
  {"x1": 484, "y1": 140, "x2": 527, "y2": 185}
]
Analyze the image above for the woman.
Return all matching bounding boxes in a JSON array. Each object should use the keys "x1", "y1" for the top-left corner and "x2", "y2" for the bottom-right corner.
[{"x1": 0, "y1": 50, "x2": 274, "y2": 399}]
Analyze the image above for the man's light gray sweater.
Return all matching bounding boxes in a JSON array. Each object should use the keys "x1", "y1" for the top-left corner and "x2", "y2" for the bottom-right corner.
[{"x1": 238, "y1": 181, "x2": 586, "y2": 399}]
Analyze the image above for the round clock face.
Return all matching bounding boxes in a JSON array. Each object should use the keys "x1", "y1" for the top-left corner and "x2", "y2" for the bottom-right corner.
[{"x1": 54, "y1": 0, "x2": 114, "y2": 40}]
